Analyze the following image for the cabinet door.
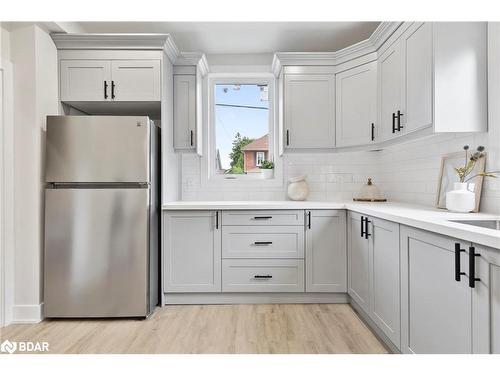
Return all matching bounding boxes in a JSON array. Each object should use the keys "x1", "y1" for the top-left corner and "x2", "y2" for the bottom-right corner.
[
  {"x1": 400, "y1": 227, "x2": 483, "y2": 353},
  {"x1": 284, "y1": 74, "x2": 335, "y2": 149},
  {"x1": 306, "y1": 210, "x2": 347, "y2": 292},
  {"x1": 402, "y1": 22, "x2": 433, "y2": 134},
  {"x1": 163, "y1": 211, "x2": 221, "y2": 292},
  {"x1": 173, "y1": 74, "x2": 196, "y2": 150},
  {"x1": 347, "y1": 212, "x2": 370, "y2": 311},
  {"x1": 370, "y1": 217, "x2": 401, "y2": 348},
  {"x1": 60, "y1": 60, "x2": 111, "y2": 101},
  {"x1": 336, "y1": 61, "x2": 377, "y2": 147},
  {"x1": 378, "y1": 43, "x2": 404, "y2": 141},
  {"x1": 111, "y1": 60, "x2": 161, "y2": 101}
]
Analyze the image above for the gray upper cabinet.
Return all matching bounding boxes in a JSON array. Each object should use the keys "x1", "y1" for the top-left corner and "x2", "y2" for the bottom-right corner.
[
  {"x1": 163, "y1": 211, "x2": 221, "y2": 293},
  {"x1": 283, "y1": 70, "x2": 335, "y2": 149},
  {"x1": 173, "y1": 74, "x2": 196, "y2": 150},
  {"x1": 60, "y1": 59, "x2": 161, "y2": 102},
  {"x1": 378, "y1": 41, "x2": 405, "y2": 142},
  {"x1": 335, "y1": 61, "x2": 377, "y2": 147},
  {"x1": 60, "y1": 60, "x2": 112, "y2": 102},
  {"x1": 110, "y1": 60, "x2": 161, "y2": 101},
  {"x1": 402, "y1": 22, "x2": 433, "y2": 134},
  {"x1": 400, "y1": 226, "x2": 491, "y2": 353},
  {"x1": 305, "y1": 210, "x2": 347, "y2": 292}
]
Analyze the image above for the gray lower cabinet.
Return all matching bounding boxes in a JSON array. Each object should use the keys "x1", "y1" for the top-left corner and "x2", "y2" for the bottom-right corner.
[
  {"x1": 348, "y1": 211, "x2": 401, "y2": 349},
  {"x1": 305, "y1": 210, "x2": 347, "y2": 292},
  {"x1": 400, "y1": 226, "x2": 496, "y2": 353},
  {"x1": 163, "y1": 211, "x2": 221, "y2": 292}
]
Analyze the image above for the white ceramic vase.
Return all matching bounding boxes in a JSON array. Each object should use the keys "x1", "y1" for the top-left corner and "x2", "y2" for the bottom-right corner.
[
  {"x1": 287, "y1": 175, "x2": 309, "y2": 201},
  {"x1": 261, "y1": 169, "x2": 274, "y2": 179},
  {"x1": 445, "y1": 182, "x2": 476, "y2": 213}
]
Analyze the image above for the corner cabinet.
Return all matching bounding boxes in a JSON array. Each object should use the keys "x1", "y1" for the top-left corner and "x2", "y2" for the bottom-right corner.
[
  {"x1": 348, "y1": 211, "x2": 401, "y2": 349},
  {"x1": 283, "y1": 67, "x2": 335, "y2": 149},
  {"x1": 60, "y1": 59, "x2": 161, "y2": 102},
  {"x1": 163, "y1": 211, "x2": 221, "y2": 292},
  {"x1": 335, "y1": 61, "x2": 378, "y2": 147},
  {"x1": 400, "y1": 226, "x2": 498, "y2": 354},
  {"x1": 305, "y1": 210, "x2": 347, "y2": 292}
]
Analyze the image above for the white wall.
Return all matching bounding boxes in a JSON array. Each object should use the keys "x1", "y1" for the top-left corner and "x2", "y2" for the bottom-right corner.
[{"x1": 8, "y1": 24, "x2": 58, "y2": 322}]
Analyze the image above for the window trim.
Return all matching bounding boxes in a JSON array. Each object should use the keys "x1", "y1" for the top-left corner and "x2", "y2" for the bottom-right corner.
[
  {"x1": 200, "y1": 73, "x2": 283, "y2": 188},
  {"x1": 255, "y1": 151, "x2": 265, "y2": 167}
]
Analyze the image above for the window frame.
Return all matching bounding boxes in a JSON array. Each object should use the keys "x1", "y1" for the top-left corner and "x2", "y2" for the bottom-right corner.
[
  {"x1": 255, "y1": 151, "x2": 265, "y2": 167},
  {"x1": 200, "y1": 73, "x2": 282, "y2": 188}
]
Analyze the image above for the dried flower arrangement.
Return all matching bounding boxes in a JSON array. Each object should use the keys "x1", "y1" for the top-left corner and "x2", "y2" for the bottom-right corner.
[{"x1": 455, "y1": 145, "x2": 499, "y2": 183}]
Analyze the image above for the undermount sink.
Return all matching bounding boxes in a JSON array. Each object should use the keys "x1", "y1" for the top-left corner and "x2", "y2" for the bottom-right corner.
[{"x1": 450, "y1": 220, "x2": 500, "y2": 230}]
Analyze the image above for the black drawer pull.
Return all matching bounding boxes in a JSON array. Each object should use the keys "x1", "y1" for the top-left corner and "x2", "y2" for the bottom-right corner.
[
  {"x1": 254, "y1": 275, "x2": 272, "y2": 279},
  {"x1": 364, "y1": 218, "x2": 371, "y2": 239},
  {"x1": 392, "y1": 113, "x2": 397, "y2": 133},
  {"x1": 286, "y1": 130, "x2": 290, "y2": 146},
  {"x1": 253, "y1": 216, "x2": 272, "y2": 220},
  {"x1": 307, "y1": 211, "x2": 311, "y2": 229},
  {"x1": 111, "y1": 80, "x2": 116, "y2": 99},
  {"x1": 360, "y1": 216, "x2": 365, "y2": 238},
  {"x1": 215, "y1": 211, "x2": 219, "y2": 229},
  {"x1": 454, "y1": 243, "x2": 466, "y2": 281},
  {"x1": 469, "y1": 246, "x2": 481, "y2": 288},
  {"x1": 371, "y1": 123, "x2": 375, "y2": 141},
  {"x1": 397, "y1": 110, "x2": 404, "y2": 131},
  {"x1": 190, "y1": 130, "x2": 194, "y2": 146},
  {"x1": 104, "y1": 81, "x2": 108, "y2": 99},
  {"x1": 254, "y1": 241, "x2": 272, "y2": 245}
]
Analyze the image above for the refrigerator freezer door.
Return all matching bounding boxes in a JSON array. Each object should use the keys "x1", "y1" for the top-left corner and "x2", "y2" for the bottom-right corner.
[
  {"x1": 46, "y1": 116, "x2": 150, "y2": 183},
  {"x1": 44, "y1": 188, "x2": 149, "y2": 317}
]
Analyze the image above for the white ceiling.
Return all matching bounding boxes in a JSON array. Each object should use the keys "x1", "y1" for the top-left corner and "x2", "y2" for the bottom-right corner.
[{"x1": 72, "y1": 22, "x2": 380, "y2": 54}]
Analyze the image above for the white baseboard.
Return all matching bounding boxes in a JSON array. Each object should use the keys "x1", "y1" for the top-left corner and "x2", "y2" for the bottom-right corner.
[
  {"x1": 11, "y1": 303, "x2": 43, "y2": 324},
  {"x1": 164, "y1": 292, "x2": 349, "y2": 305}
]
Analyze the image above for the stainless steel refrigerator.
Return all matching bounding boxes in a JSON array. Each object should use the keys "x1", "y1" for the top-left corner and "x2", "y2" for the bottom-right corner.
[{"x1": 44, "y1": 115, "x2": 159, "y2": 318}]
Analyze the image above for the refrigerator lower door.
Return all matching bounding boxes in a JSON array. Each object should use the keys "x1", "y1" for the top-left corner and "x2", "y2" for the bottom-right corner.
[{"x1": 44, "y1": 188, "x2": 149, "y2": 318}]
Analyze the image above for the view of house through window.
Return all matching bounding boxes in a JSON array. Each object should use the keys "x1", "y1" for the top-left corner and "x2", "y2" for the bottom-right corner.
[{"x1": 214, "y1": 83, "x2": 270, "y2": 176}]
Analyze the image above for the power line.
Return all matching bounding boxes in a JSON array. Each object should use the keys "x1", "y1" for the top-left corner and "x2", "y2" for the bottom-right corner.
[{"x1": 215, "y1": 103, "x2": 269, "y2": 110}]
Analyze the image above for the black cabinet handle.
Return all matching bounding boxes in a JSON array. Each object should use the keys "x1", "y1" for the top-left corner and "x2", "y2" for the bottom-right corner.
[
  {"x1": 253, "y1": 216, "x2": 272, "y2": 220},
  {"x1": 364, "y1": 218, "x2": 371, "y2": 239},
  {"x1": 307, "y1": 211, "x2": 311, "y2": 229},
  {"x1": 111, "y1": 80, "x2": 116, "y2": 99},
  {"x1": 190, "y1": 130, "x2": 194, "y2": 146},
  {"x1": 286, "y1": 130, "x2": 290, "y2": 146},
  {"x1": 397, "y1": 110, "x2": 404, "y2": 131},
  {"x1": 254, "y1": 241, "x2": 272, "y2": 245},
  {"x1": 215, "y1": 211, "x2": 219, "y2": 229},
  {"x1": 360, "y1": 216, "x2": 365, "y2": 238},
  {"x1": 104, "y1": 81, "x2": 108, "y2": 99},
  {"x1": 468, "y1": 246, "x2": 481, "y2": 288},
  {"x1": 454, "y1": 243, "x2": 466, "y2": 281},
  {"x1": 392, "y1": 113, "x2": 397, "y2": 133},
  {"x1": 371, "y1": 123, "x2": 375, "y2": 141},
  {"x1": 254, "y1": 275, "x2": 272, "y2": 279}
]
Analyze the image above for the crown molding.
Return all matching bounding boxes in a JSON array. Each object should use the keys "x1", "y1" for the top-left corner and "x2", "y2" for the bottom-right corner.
[
  {"x1": 271, "y1": 22, "x2": 403, "y2": 76},
  {"x1": 175, "y1": 52, "x2": 210, "y2": 76},
  {"x1": 50, "y1": 33, "x2": 180, "y2": 61}
]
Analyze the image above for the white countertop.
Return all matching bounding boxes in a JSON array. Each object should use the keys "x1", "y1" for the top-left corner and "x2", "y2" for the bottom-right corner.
[{"x1": 162, "y1": 201, "x2": 500, "y2": 249}]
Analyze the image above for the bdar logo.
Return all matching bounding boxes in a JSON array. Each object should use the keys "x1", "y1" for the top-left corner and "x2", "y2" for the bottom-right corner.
[{"x1": 0, "y1": 340, "x2": 17, "y2": 354}]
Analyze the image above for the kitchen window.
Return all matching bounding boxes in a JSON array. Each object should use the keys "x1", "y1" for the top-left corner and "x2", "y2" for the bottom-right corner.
[{"x1": 203, "y1": 74, "x2": 280, "y2": 186}]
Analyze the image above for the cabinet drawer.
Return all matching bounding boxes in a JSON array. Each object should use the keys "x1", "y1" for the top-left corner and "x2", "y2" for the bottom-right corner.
[
  {"x1": 222, "y1": 226, "x2": 304, "y2": 259},
  {"x1": 222, "y1": 259, "x2": 305, "y2": 292},
  {"x1": 222, "y1": 210, "x2": 304, "y2": 226}
]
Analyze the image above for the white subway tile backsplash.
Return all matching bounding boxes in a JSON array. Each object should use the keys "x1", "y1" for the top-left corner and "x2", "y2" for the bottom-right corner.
[{"x1": 180, "y1": 126, "x2": 500, "y2": 214}]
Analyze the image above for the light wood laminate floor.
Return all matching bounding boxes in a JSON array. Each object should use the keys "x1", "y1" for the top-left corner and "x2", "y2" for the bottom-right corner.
[{"x1": 0, "y1": 304, "x2": 388, "y2": 354}]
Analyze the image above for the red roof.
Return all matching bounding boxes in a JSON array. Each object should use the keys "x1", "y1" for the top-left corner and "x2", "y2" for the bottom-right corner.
[{"x1": 242, "y1": 134, "x2": 269, "y2": 151}]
